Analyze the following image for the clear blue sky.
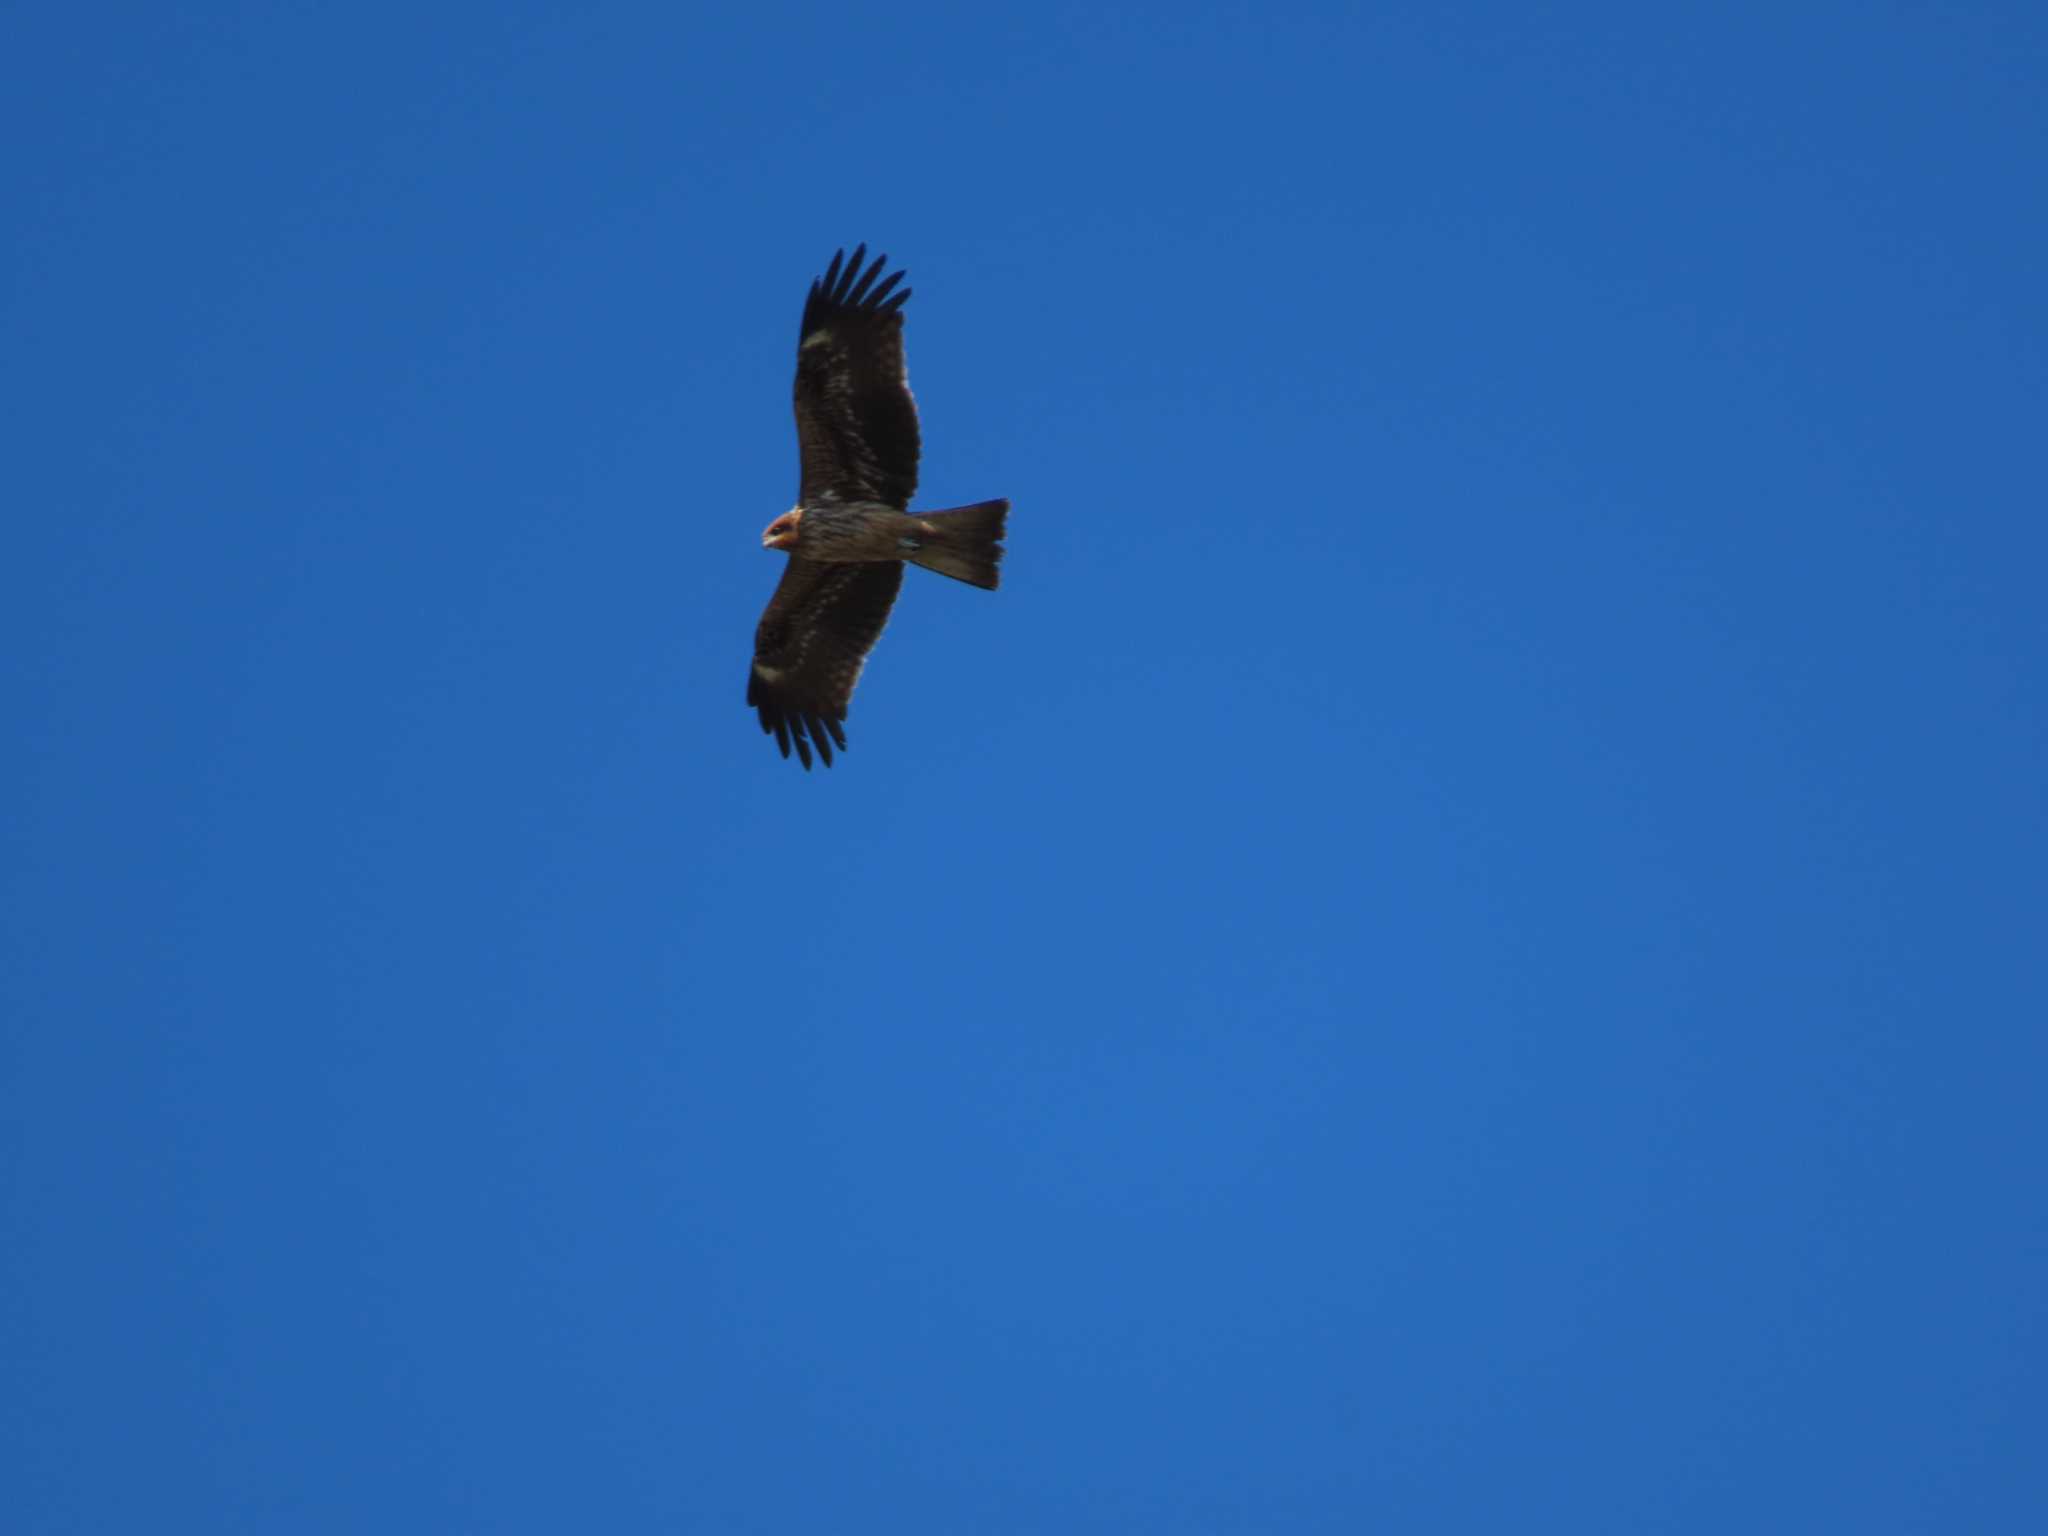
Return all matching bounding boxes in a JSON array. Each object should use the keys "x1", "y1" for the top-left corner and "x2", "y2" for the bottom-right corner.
[{"x1": 5, "y1": 2, "x2": 2044, "y2": 1530}]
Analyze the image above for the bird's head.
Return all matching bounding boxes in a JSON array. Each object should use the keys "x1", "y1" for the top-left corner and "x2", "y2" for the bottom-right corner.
[{"x1": 762, "y1": 509, "x2": 803, "y2": 551}]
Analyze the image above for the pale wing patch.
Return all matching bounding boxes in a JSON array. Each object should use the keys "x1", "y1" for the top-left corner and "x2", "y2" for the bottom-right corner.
[{"x1": 800, "y1": 329, "x2": 833, "y2": 350}]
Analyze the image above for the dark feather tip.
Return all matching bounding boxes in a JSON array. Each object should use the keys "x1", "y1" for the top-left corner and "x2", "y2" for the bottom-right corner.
[
  {"x1": 846, "y1": 252, "x2": 886, "y2": 305},
  {"x1": 802, "y1": 712, "x2": 835, "y2": 768},
  {"x1": 815, "y1": 244, "x2": 910, "y2": 315}
]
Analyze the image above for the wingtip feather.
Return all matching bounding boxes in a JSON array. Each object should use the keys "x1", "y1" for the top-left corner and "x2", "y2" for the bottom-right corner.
[{"x1": 811, "y1": 244, "x2": 909, "y2": 317}]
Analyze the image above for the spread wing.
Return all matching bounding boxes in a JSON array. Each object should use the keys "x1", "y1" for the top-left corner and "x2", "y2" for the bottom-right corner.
[
  {"x1": 747, "y1": 558, "x2": 904, "y2": 769},
  {"x1": 795, "y1": 245, "x2": 919, "y2": 509}
]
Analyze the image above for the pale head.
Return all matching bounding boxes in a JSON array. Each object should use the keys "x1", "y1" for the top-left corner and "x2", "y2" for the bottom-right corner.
[{"x1": 762, "y1": 508, "x2": 803, "y2": 551}]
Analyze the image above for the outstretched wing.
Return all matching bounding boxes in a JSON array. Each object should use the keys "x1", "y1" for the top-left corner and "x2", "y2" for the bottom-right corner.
[
  {"x1": 747, "y1": 558, "x2": 905, "y2": 768},
  {"x1": 794, "y1": 245, "x2": 919, "y2": 509}
]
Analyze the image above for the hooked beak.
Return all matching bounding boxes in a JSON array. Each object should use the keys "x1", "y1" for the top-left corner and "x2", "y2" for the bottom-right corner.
[{"x1": 762, "y1": 511, "x2": 801, "y2": 551}]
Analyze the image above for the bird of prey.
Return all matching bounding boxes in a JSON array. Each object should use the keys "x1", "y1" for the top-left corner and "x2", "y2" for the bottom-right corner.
[{"x1": 747, "y1": 245, "x2": 1008, "y2": 768}]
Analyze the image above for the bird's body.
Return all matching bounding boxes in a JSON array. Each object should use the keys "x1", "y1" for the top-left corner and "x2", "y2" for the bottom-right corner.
[
  {"x1": 763, "y1": 497, "x2": 1008, "y2": 586},
  {"x1": 745, "y1": 247, "x2": 1008, "y2": 768},
  {"x1": 765, "y1": 499, "x2": 925, "y2": 564}
]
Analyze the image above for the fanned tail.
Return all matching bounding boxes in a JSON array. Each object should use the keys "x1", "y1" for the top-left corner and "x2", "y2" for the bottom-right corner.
[{"x1": 906, "y1": 499, "x2": 1008, "y2": 590}]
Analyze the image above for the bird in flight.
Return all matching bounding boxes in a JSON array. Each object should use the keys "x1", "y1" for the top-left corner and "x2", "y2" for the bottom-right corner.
[{"x1": 747, "y1": 246, "x2": 1008, "y2": 768}]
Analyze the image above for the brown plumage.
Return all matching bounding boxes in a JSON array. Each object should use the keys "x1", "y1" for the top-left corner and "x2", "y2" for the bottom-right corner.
[{"x1": 747, "y1": 247, "x2": 1008, "y2": 768}]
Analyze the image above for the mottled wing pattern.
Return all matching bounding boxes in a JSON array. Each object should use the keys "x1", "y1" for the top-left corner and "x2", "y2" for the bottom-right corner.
[
  {"x1": 748, "y1": 558, "x2": 905, "y2": 768},
  {"x1": 794, "y1": 245, "x2": 920, "y2": 509}
]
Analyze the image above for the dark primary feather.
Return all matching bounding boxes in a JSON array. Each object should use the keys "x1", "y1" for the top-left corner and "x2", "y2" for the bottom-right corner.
[
  {"x1": 794, "y1": 244, "x2": 920, "y2": 509},
  {"x1": 747, "y1": 558, "x2": 905, "y2": 769}
]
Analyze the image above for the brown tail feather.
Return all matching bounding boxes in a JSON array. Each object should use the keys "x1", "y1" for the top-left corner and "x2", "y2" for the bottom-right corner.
[{"x1": 906, "y1": 499, "x2": 1007, "y2": 589}]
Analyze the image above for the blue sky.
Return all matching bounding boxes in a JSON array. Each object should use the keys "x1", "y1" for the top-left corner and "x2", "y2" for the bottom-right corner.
[{"x1": 5, "y1": 2, "x2": 2045, "y2": 1530}]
